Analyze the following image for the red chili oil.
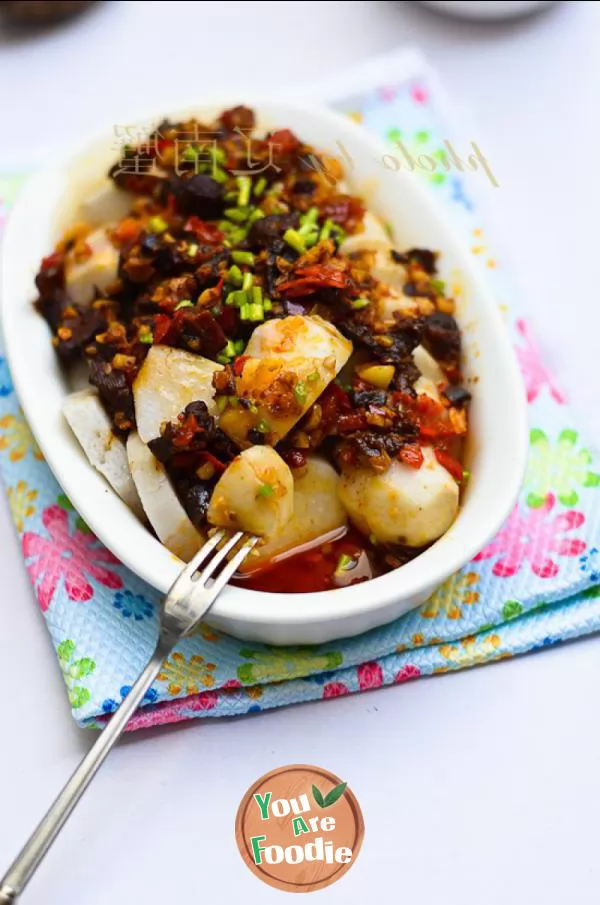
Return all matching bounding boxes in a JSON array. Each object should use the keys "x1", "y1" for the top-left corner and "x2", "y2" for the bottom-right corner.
[{"x1": 231, "y1": 527, "x2": 423, "y2": 594}]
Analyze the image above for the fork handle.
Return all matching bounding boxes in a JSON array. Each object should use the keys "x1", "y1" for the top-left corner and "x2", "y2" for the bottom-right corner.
[{"x1": 0, "y1": 639, "x2": 170, "y2": 903}]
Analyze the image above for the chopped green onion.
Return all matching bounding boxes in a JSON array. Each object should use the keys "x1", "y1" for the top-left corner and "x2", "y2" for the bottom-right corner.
[
  {"x1": 298, "y1": 221, "x2": 319, "y2": 240},
  {"x1": 225, "y1": 207, "x2": 250, "y2": 223},
  {"x1": 231, "y1": 250, "x2": 254, "y2": 267},
  {"x1": 216, "y1": 395, "x2": 229, "y2": 412},
  {"x1": 181, "y1": 146, "x2": 197, "y2": 161},
  {"x1": 224, "y1": 190, "x2": 239, "y2": 203},
  {"x1": 256, "y1": 419, "x2": 270, "y2": 433},
  {"x1": 294, "y1": 382, "x2": 307, "y2": 404},
  {"x1": 234, "y1": 339, "x2": 245, "y2": 354},
  {"x1": 368, "y1": 533, "x2": 378, "y2": 546},
  {"x1": 218, "y1": 219, "x2": 235, "y2": 233},
  {"x1": 239, "y1": 302, "x2": 251, "y2": 321},
  {"x1": 174, "y1": 299, "x2": 194, "y2": 311},
  {"x1": 351, "y1": 298, "x2": 370, "y2": 310},
  {"x1": 251, "y1": 285, "x2": 263, "y2": 306},
  {"x1": 257, "y1": 482, "x2": 275, "y2": 499},
  {"x1": 212, "y1": 147, "x2": 226, "y2": 165},
  {"x1": 224, "y1": 291, "x2": 237, "y2": 306},
  {"x1": 462, "y1": 469, "x2": 471, "y2": 481},
  {"x1": 247, "y1": 303, "x2": 264, "y2": 322},
  {"x1": 319, "y1": 219, "x2": 333, "y2": 241},
  {"x1": 139, "y1": 332, "x2": 153, "y2": 345},
  {"x1": 248, "y1": 208, "x2": 265, "y2": 223},
  {"x1": 212, "y1": 167, "x2": 228, "y2": 184},
  {"x1": 301, "y1": 207, "x2": 319, "y2": 227},
  {"x1": 227, "y1": 227, "x2": 248, "y2": 245},
  {"x1": 430, "y1": 278, "x2": 446, "y2": 296},
  {"x1": 227, "y1": 264, "x2": 243, "y2": 286},
  {"x1": 237, "y1": 176, "x2": 252, "y2": 208},
  {"x1": 229, "y1": 395, "x2": 240, "y2": 408},
  {"x1": 242, "y1": 271, "x2": 254, "y2": 292},
  {"x1": 187, "y1": 243, "x2": 198, "y2": 257},
  {"x1": 384, "y1": 221, "x2": 394, "y2": 240},
  {"x1": 249, "y1": 404, "x2": 259, "y2": 414},
  {"x1": 254, "y1": 176, "x2": 268, "y2": 197},
  {"x1": 329, "y1": 222, "x2": 346, "y2": 240},
  {"x1": 147, "y1": 215, "x2": 168, "y2": 234},
  {"x1": 307, "y1": 370, "x2": 320, "y2": 382},
  {"x1": 335, "y1": 553, "x2": 354, "y2": 573},
  {"x1": 283, "y1": 228, "x2": 306, "y2": 255},
  {"x1": 262, "y1": 297, "x2": 273, "y2": 312}
]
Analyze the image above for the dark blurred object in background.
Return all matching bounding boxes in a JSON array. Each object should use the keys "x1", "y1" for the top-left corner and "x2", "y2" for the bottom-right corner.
[
  {"x1": 0, "y1": 0, "x2": 96, "y2": 25},
  {"x1": 419, "y1": 1, "x2": 558, "y2": 19}
]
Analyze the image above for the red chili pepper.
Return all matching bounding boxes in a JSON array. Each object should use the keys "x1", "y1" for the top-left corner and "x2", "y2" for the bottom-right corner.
[
  {"x1": 172, "y1": 415, "x2": 200, "y2": 448},
  {"x1": 112, "y1": 218, "x2": 141, "y2": 245},
  {"x1": 234, "y1": 355, "x2": 250, "y2": 377},
  {"x1": 434, "y1": 448, "x2": 464, "y2": 482},
  {"x1": 199, "y1": 451, "x2": 226, "y2": 473},
  {"x1": 152, "y1": 314, "x2": 173, "y2": 345},
  {"x1": 420, "y1": 424, "x2": 458, "y2": 441},
  {"x1": 156, "y1": 138, "x2": 174, "y2": 157},
  {"x1": 269, "y1": 128, "x2": 300, "y2": 155},
  {"x1": 319, "y1": 383, "x2": 352, "y2": 426},
  {"x1": 337, "y1": 413, "x2": 367, "y2": 432},
  {"x1": 184, "y1": 217, "x2": 224, "y2": 245},
  {"x1": 41, "y1": 252, "x2": 63, "y2": 271},
  {"x1": 398, "y1": 444, "x2": 424, "y2": 469},
  {"x1": 416, "y1": 394, "x2": 445, "y2": 418},
  {"x1": 278, "y1": 265, "x2": 349, "y2": 297}
]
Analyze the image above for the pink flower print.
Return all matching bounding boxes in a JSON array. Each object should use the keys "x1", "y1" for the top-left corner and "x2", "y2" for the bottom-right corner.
[
  {"x1": 378, "y1": 85, "x2": 397, "y2": 102},
  {"x1": 410, "y1": 83, "x2": 429, "y2": 105},
  {"x1": 122, "y1": 690, "x2": 218, "y2": 732},
  {"x1": 22, "y1": 504, "x2": 122, "y2": 612},
  {"x1": 393, "y1": 664, "x2": 421, "y2": 684},
  {"x1": 515, "y1": 319, "x2": 565, "y2": 405},
  {"x1": 188, "y1": 690, "x2": 218, "y2": 712},
  {"x1": 474, "y1": 493, "x2": 585, "y2": 579},
  {"x1": 357, "y1": 661, "x2": 384, "y2": 690},
  {"x1": 323, "y1": 682, "x2": 350, "y2": 698}
]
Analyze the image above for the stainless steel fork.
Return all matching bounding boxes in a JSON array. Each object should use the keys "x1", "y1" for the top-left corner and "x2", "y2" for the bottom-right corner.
[{"x1": 0, "y1": 529, "x2": 259, "y2": 904}]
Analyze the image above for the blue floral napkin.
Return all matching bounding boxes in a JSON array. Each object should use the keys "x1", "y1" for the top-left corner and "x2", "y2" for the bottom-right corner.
[{"x1": 0, "y1": 53, "x2": 598, "y2": 729}]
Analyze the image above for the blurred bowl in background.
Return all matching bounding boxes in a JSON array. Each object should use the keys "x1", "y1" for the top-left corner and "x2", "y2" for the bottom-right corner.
[
  {"x1": 0, "y1": 0, "x2": 97, "y2": 25},
  {"x1": 418, "y1": 1, "x2": 557, "y2": 20}
]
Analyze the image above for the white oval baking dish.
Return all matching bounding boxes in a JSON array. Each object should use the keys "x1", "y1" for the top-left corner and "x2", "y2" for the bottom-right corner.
[{"x1": 0, "y1": 99, "x2": 527, "y2": 644}]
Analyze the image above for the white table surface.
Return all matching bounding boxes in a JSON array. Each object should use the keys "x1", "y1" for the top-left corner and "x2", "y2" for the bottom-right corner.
[{"x1": 1, "y1": 2, "x2": 599, "y2": 903}]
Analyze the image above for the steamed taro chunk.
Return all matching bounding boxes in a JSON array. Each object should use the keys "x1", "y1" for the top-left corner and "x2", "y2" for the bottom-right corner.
[
  {"x1": 339, "y1": 447, "x2": 459, "y2": 548},
  {"x1": 133, "y1": 346, "x2": 222, "y2": 443},
  {"x1": 218, "y1": 316, "x2": 352, "y2": 447},
  {"x1": 65, "y1": 228, "x2": 119, "y2": 306},
  {"x1": 127, "y1": 432, "x2": 204, "y2": 560},
  {"x1": 207, "y1": 447, "x2": 294, "y2": 536},
  {"x1": 62, "y1": 389, "x2": 143, "y2": 519},
  {"x1": 243, "y1": 455, "x2": 347, "y2": 570}
]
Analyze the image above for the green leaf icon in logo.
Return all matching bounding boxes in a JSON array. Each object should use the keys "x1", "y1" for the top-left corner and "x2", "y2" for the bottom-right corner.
[
  {"x1": 312, "y1": 784, "x2": 325, "y2": 808},
  {"x1": 323, "y1": 782, "x2": 347, "y2": 807},
  {"x1": 312, "y1": 782, "x2": 347, "y2": 808}
]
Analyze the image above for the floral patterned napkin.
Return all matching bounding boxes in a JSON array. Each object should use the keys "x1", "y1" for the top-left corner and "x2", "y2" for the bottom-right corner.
[{"x1": 0, "y1": 54, "x2": 599, "y2": 730}]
